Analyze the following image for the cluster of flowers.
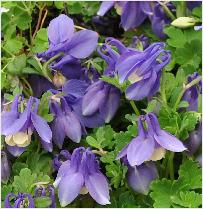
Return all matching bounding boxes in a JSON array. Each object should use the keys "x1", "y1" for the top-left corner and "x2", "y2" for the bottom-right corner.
[
  {"x1": 97, "y1": 1, "x2": 201, "y2": 38},
  {"x1": 1, "y1": 3, "x2": 202, "y2": 207}
]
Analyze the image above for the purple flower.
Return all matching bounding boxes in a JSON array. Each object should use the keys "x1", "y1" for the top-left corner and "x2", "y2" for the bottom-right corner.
[
  {"x1": 38, "y1": 14, "x2": 98, "y2": 79},
  {"x1": 1, "y1": 95, "x2": 52, "y2": 155},
  {"x1": 116, "y1": 43, "x2": 171, "y2": 101},
  {"x1": 1, "y1": 151, "x2": 11, "y2": 183},
  {"x1": 185, "y1": 122, "x2": 202, "y2": 155},
  {"x1": 73, "y1": 80, "x2": 120, "y2": 128},
  {"x1": 97, "y1": 37, "x2": 127, "y2": 76},
  {"x1": 117, "y1": 113, "x2": 186, "y2": 166},
  {"x1": 131, "y1": 35, "x2": 150, "y2": 50},
  {"x1": 127, "y1": 162, "x2": 158, "y2": 195},
  {"x1": 49, "y1": 91, "x2": 86, "y2": 148},
  {"x1": 182, "y1": 72, "x2": 202, "y2": 111},
  {"x1": 39, "y1": 14, "x2": 98, "y2": 59},
  {"x1": 53, "y1": 147, "x2": 110, "y2": 206},
  {"x1": 53, "y1": 150, "x2": 71, "y2": 171},
  {"x1": 97, "y1": 2, "x2": 152, "y2": 31},
  {"x1": 149, "y1": 2, "x2": 175, "y2": 39},
  {"x1": 35, "y1": 185, "x2": 56, "y2": 208},
  {"x1": 5, "y1": 193, "x2": 35, "y2": 208}
]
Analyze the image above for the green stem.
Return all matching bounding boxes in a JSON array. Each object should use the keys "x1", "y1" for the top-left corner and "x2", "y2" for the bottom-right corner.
[
  {"x1": 174, "y1": 76, "x2": 202, "y2": 110},
  {"x1": 130, "y1": 100, "x2": 140, "y2": 116},
  {"x1": 159, "y1": 2, "x2": 176, "y2": 20},
  {"x1": 42, "y1": 52, "x2": 64, "y2": 81},
  {"x1": 176, "y1": 1, "x2": 187, "y2": 17},
  {"x1": 21, "y1": 77, "x2": 33, "y2": 96},
  {"x1": 160, "y1": 73, "x2": 167, "y2": 105},
  {"x1": 169, "y1": 152, "x2": 174, "y2": 180}
]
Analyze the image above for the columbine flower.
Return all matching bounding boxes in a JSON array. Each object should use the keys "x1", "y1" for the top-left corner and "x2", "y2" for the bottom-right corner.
[
  {"x1": 54, "y1": 147, "x2": 110, "y2": 206},
  {"x1": 117, "y1": 113, "x2": 186, "y2": 166},
  {"x1": 53, "y1": 150, "x2": 71, "y2": 171},
  {"x1": 78, "y1": 80, "x2": 120, "y2": 128},
  {"x1": 116, "y1": 42, "x2": 171, "y2": 101},
  {"x1": 1, "y1": 151, "x2": 11, "y2": 183},
  {"x1": 38, "y1": 14, "x2": 98, "y2": 79},
  {"x1": 149, "y1": 2, "x2": 175, "y2": 39},
  {"x1": 182, "y1": 72, "x2": 202, "y2": 111},
  {"x1": 127, "y1": 162, "x2": 158, "y2": 195},
  {"x1": 97, "y1": 1, "x2": 152, "y2": 31},
  {"x1": 1, "y1": 95, "x2": 52, "y2": 155},
  {"x1": 185, "y1": 122, "x2": 202, "y2": 155},
  {"x1": 35, "y1": 185, "x2": 56, "y2": 208},
  {"x1": 49, "y1": 91, "x2": 86, "y2": 149},
  {"x1": 194, "y1": 25, "x2": 202, "y2": 31},
  {"x1": 187, "y1": 1, "x2": 202, "y2": 10},
  {"x1": 4, "y1": 193, "x2": 35, "y2": 208}
]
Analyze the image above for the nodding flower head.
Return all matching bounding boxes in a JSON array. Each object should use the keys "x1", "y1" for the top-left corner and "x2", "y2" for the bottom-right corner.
[
  {"x1": 54, "y1": 147, "x2": 110, "y2": 207},
  {"x1": 4, "y1": 193, "x2": 35, "y2": 208},
  {"x1": 117, "y1": 112, "x2": 186, "y2": 166},
  {"x1": 1, "y1": 95, "x2": 52, "y2": 156},
  {"x1": 116, "y1": 42, "x2": 171, "y2": 101}
]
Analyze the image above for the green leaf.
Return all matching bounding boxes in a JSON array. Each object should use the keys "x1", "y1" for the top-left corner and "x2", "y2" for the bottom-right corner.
[
  {"x1": 54, "y1": 1, "x2": 64, "y2": 9},
  {"x1": 12, "y1": 168, "x2": 37, "y2": 193},
  {"x1": 171, "y1": 191, "x2": 202, "y2": 208},
  {"x1": 7, "y1": 54, "x2": 26, "y2": 75},
  {"x1": 38, "y1": 92, "x2": 54, "y2": 122},
  {"x1": 178, "y1": 160, "x2": 202, "y2": 189},
  {"x1": 34, "y1": 197, "x2": 52, "y2": 208},
  {"x1": 12, "y1": 162, "x2": 28, "y2": 176},
  {"x1": 32, "y1": 28, "x2": 48, "y2": 53},
  {"x1": 4, "y1": 39, "x2": 23, "y2": 54},
  {"x1": 1, "y1": 184, "x2": 13, "y2": 200},
  {"x1": 150, "y1": 178, "x2": 188, "y2": 208},
  {"x1": 105, "y1": 162, "x2": 127, "y2": 189},
  {"x1": 179, "y1": 112, "x2": 200, "y2": 140},
  {"x1": 86, "y1": 136, "x2": 100, "y2": 149}
]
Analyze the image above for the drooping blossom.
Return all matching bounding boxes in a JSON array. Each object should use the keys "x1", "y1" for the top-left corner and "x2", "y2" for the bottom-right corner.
[
  {"x1": 1, "y1": 151, "x2": 11, "y2": 183},
  {"x1": 194, "y1": 25, "x2": 202, "y2": 31},
  {"x1": 117, "y1": 113, "x2": 186, "y2": 166},
  {"x1": 182, "y1": 72, "x2": 202, "y2": 111},
  {"x1": 38, "y1": 14, "x2": 98, "y2": 79},
  {"x1": 54, "y1": 147, "x2": 110, "y2": 206},
  {"x1": 185, "y1": 122, "x2": 202, "y2": 155},
  {"x1": 97, "y1": 1, "x2": 175, "y2": 39},
  {"x1": 53, "y1": 150, "x2": 71, "y2": 171},
  {"x1": 149, "y1": 2, "x2": 175, "y2": 39},
  {"x1": 49, "y1": 89, "x2": 86, "y2": 149},
  {"x1": 116, "y1": 42, "x2": 171, "y2": 101},
  {"x1": 97, "y1": 1, "x2": 152, "y2": 31},
  {"x1": 127, "y1": 162, "x2": 158, "y2": 195},
  {"x1": 1, "y1": 94, "x2": 52, "y2": 156},
  {"x1": 35, "y1": 185, "x2": 56, "y2": 208},
  {"x1": 4, "y1": 193, "x2": 35, "y2": 208}
]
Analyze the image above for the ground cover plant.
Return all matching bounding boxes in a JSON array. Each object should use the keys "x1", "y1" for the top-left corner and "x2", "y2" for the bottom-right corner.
[{"x1": 1, "y1": 1, "x2": 202, "y2": 208}]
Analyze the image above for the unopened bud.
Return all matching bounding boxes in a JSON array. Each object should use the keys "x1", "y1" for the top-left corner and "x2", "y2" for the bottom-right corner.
[{"x1": 171, "y1": 17, "x2": 196, "y2": 28}]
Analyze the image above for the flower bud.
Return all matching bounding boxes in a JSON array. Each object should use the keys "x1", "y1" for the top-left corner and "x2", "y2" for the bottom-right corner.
[
  {"x1": 53, "y1": 71, "x2": 66, "y2": 88},
  {"x1": 171, "y1": 17, "x2": 196, "y2": 28}
]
